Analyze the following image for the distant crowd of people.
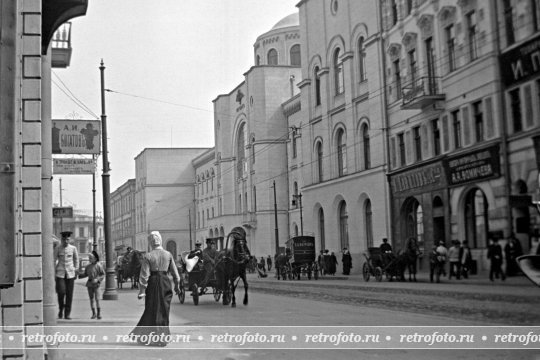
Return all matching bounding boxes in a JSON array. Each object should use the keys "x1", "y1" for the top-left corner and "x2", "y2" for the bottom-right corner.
[{"x1": 427, "y1": 234, "x2": 524, "y2": 283}]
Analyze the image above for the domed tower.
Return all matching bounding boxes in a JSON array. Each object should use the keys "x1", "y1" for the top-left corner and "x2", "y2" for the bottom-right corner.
[{"x1": 253, "y1": 12, "x2": 301, "y2": 67}]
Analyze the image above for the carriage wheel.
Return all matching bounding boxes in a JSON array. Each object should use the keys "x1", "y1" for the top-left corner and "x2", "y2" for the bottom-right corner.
[
  {"x1": 375, "y1": 267, "x2": 383, "y2": 282},
  {"x1": 362, "y1": 262, "x2": 371, "y2": 281},
  {"x1": 213, "y1": 287, "x2": 221, "y2": 302},
  {"x1": 191, "y1": 284, "x2": 199, "y2": 306}
]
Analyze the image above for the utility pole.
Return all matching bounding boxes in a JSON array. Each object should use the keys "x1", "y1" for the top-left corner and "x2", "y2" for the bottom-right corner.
[
  {"x1": 188, "y1": 209, "x2": 192, "y2": 249},
  {"x1": 100, "y1": 60, "x2": 117, "y2": 300},
  {"x1": 92, "y1": 154, "x2": 97, "y2": 252},
  {"x1": 59, "y1": 178, "x2": 63, "y2": 232},
  {"x1": 272, "y1": 180, "x2": 279, "y2": 255}
]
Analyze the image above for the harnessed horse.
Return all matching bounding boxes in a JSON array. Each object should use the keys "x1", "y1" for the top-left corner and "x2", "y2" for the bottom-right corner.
[
  {"x1": 117, "y1": 250, "x2": 143, "y2": 289},
  {"x1": 215, "y1": 227, "x2": 250, "y2": 307},
  {"x1": 402, "y1": 237, "x2": 422, "y2": 282}
]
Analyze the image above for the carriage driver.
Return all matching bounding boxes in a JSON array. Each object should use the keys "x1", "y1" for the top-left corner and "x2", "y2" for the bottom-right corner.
[{"x1": 199, "y1": 238, "x2": 218, "y2": 294}]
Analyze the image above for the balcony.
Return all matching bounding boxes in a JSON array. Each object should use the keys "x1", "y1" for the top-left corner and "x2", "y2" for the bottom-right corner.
[
  {"x1": 401, "y1": 76, "x2": 445, "y2": 110},
  {"x1": 51, "y1": 22, "x2": 72, "y2": 68}
]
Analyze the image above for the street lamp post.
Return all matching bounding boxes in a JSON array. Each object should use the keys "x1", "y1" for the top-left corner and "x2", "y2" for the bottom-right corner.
[
  {"x1": 100, "y1": 60, "x2": 117, "y2": 300},
  {"x1": 292, "y1": 193, "x2": 303, "y2": 236},
  {"x1": 272, "y1": 181, "x2": 279, "y2": 255}
]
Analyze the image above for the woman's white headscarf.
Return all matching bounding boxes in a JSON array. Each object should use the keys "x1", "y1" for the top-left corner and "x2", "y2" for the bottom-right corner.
[{"x1": 148, "y1": 231, "x2": 163, "y2": 248}]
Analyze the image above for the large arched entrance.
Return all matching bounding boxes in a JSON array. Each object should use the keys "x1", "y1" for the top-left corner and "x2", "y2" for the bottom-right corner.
[
  {"x1": 401, "y1": 197, "x2": 423, "y2": 250},
  {"x1": 464, "y1": 188, "x2": 489, "y2": 249}
]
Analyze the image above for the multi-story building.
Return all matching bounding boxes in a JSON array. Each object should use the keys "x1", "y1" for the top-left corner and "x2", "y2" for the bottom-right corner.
[
  {"x1": 382, "y1": 0, "x2": 504, "y2": 269},
  {"x1": 294, "y1": 0, "x2": 390, "y2": 270},
  {"x1": 134, "y1": 148, "x2": 209, "y2": 260},
  {"x1": 0, "y1": 1, "x2": 89, "y2": 359},
  {"x1": 196, "y1": 14, "x2": 302, "y2": 257},
  {"x1": 496, "y1": 0, "x2": 540, "y2": 253},
  {"x1": 111, "y1": 178, "x2": 136, "y2": 254},
  {"x1": 53, "y1": 208, "x2": 104, "y2": 255}
]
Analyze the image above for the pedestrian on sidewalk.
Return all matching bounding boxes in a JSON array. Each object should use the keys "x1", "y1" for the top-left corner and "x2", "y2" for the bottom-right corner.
[
  {"x1": 317, "y1": 250, "x2": 325, "y2": 277},
  {"x1": 341, "y1": 247, "x2": 352, "y2": 275},
  {"x1": 54, "y1": 231, "x2": 79, "y2": 320},
  {"x1": 78, "y1": 250, "x2": 105, "y2": 319},
  {"x1": 131, "y1": 231, "x2": 181, "y2": 347},
  {"x1": 267, "y1": 255, "x2": 272, "y2": 271},
  {"x1": 448, "y1": 240, "x2": 461, "y2": 280},
  {"x1": 329, "y1": 251, "x2": 338, "y2": 276},
  {"x1": 487, "y1": 237, "x2": 505, "y2": 281},
  {"x1": 460, "y1": 240, "x2": 473, "y2": 279},
  {"x1": 435, "y1": 240, "x2": 448, "y2": 278}
]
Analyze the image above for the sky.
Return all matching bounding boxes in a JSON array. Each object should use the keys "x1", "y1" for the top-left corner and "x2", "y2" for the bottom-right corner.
[{"x1": 51, "y1": 0, "x2": 298, "y2": 213}]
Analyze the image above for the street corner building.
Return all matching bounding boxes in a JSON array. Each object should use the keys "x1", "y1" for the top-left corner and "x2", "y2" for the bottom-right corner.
[{"x1": 0, "y1": 0, "x2": 88, "y2": 359}]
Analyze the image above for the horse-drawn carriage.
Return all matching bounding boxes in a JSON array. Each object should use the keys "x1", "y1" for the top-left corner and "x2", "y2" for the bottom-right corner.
[
  {"x1": 276, "y1": 236, "x2": 319, "y2": 280},
  {"x1": 177, "y1": 251, "x2": 232, "y2": 306},
  {"x1": 362, "y1": 247, "x2": 403, "y2": 281},
  {"x1": 363, "y1": 238, "x2": 422, "y2": 282},
  {"x1": 116, "y1": 250, "x2": 143, "y2": 289}
]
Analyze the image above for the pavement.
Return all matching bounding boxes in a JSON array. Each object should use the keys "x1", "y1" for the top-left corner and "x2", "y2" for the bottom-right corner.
[{"x1": 47, "y1": 268, "x2": 538, "y2": 359}]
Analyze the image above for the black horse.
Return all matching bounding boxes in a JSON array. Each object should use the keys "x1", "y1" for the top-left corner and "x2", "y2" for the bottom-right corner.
[
  {"x1": 117, "y1": 250, "x2": 143, "y2": 289},
  {"x1": 402, "y1": 237, "x2": 422, "y2": 282},
  {"x1": 215, "y1": 227, "x2": 250, "y2": 307}
]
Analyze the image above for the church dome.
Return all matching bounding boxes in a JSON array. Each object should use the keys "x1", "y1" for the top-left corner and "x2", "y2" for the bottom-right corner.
[{"x1": 271, "y1": 13, "x2": 299, "y2": 30}]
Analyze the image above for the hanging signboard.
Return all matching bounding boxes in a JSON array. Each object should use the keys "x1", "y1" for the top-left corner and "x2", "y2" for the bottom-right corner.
[
  {"x1": 53, "y1": 207, "x2": 73, "y2": 218},
  {"x1": 52, "y1": 119, "x2": 101, "y2": 154},
  {"x1": 444, "y1": 144, "x2": 501, "y2": 187},
  {"x1": 53, "y1": 158, "x2": 96, "y2": 174}
]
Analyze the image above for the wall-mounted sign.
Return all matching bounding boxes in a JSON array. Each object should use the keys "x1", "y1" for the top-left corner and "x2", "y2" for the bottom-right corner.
[
  {"x1": 390, "y1": 163, "x2": 445, "y2": 194},
  {"x1": 500, "y1": 33, "x2": 540, "y2": 87},
  {"x1": 52, "y1": 120, "x2": 101, "y2": 154},
  {"x1": 53, "y1": 207, "x2": 73, "y2": 218},
  {"x1": 444, "y1": 144, "x2": 501, "y2": 187},
  {"x1": 53, "y1": 158, "x2": 96, "y2": 174}
]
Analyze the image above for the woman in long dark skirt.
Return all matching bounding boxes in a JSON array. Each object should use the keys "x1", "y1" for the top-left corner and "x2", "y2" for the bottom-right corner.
[{"x1": 131, "y1": 231, "x2": 180, "y2": 346}]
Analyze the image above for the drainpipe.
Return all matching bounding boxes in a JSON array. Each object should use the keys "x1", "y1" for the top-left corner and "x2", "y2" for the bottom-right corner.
[{"x1": 41, "y1": 48, "x2": 58, "y2": 359}]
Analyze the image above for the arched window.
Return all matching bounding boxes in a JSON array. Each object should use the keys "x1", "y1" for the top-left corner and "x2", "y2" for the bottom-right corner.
[
  {"x1": 294, "y1": 224, "x2": 299, "y2": 237},
  {"x1": 334, "y1": 48, "x2": 344, "y2": 95},
  {"x1": 337, "y1": 129, "x2": 347, "y2": 176},
  {"x1": 314, "y1": 66, "x2": 322, "y2": 106},
  {"x1": 316, "y1": 141, "x2": 323, "y2": 182},
  {"x1": 267, "y1": 49, "x2": 278, "y2": 65},
  {"x1": 465, "y1": 189, "x2": 488, "y2": 248},
  {"x1": 318, "y1": 208, "x2": 326, "y2": 250},
  {"x1": 362, "y1": 124, "x2": 371, "y2": 170},
  {"x1": 365, "y1": 199, "x2": 373, "y2": 248},
  {"x1": 358, "y1": 37, "x2": 366, "y2": 82},
  {"x1": 290, "y1": 44, "x2": 301, "y2": 66},
  {"x1": 236, "y1": 123, "x2": 247, "y2": 179},
  {"x1": 339, "y1": 201, "x2": 349, "y2": 249}
]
